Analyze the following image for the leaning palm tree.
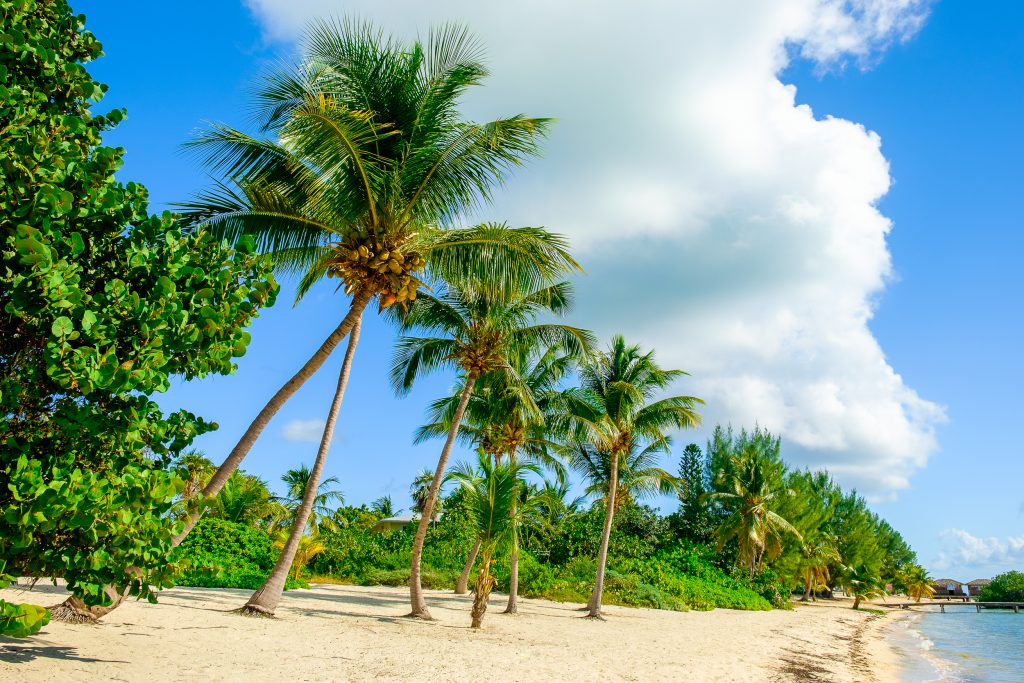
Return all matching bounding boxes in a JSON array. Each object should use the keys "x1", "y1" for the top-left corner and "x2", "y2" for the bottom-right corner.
[
  {"x1": 417, "y1": 347, "x2": 574, "y2": 607},
  {"x1": 244, "y1": 320, "x2": 361, "y2": 615},
  {"x1": 280, "y1": 464, "x2": 345, "y2": 535},
  {"x1": 709, "y1": 443, "x2": 802, "y2": 579},
  {"x1": 391, "y1": 278, "x2": 594, "y2": 620},
  {"x1": 448, "y1": 453, "x2": 541, "y2": 628},
  {"x1": 563, "y1": 335, "x2": 702, "y2": 619},
  {"x1": 173, "y1": 18, "x2": 574, "y2": 546}
]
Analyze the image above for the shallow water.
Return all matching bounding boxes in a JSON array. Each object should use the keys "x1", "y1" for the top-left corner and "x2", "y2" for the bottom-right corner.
[{"x1": 893, "y1": 607, "x2": 1024, "y2": 682}]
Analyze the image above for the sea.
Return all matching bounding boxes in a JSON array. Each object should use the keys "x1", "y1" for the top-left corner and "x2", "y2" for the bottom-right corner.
[{"x1": 890, "y1": 607, "x2": 1024, "y2": 682}]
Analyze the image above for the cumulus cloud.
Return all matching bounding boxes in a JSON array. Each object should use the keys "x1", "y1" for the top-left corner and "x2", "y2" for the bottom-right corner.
[
  {"x1": 933, "y1": 529, "x2": 1024, "y2": 572},
  {"x1": 244, "y1": 0, "x2": 941, "y2": 494},
  {"x1": 281, "y1": 418, "x2": 327, "y2": 443}
]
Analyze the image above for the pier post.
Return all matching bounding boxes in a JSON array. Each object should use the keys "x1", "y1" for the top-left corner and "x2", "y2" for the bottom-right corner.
[
  {"x1": 976, "y1": 603, "x2": 980, "y2": 613},
  {"x1": 940, "y1": 604, "x2": 945, "y2": 613},
  {"x1": 1015, "y1": 605, "x2": 1019, "y2": 614}
]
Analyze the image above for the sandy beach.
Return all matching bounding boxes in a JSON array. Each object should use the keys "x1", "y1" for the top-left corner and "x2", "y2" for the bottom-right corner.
[{"x1": 1, "y1": 582, "x2": 902, "y2": 682}]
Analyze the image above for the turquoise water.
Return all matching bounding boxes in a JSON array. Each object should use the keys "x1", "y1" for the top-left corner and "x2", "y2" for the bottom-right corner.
[{"x1": 893, "y1": 608, "x2": 1024, "y2": 682}]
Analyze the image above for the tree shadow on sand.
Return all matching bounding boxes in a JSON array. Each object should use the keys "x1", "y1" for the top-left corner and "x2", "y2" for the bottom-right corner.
[{"x1": 0, "y1": 641, "x2": 128, "y2": 665}]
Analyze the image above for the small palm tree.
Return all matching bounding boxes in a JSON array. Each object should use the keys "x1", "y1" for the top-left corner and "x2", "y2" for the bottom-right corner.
[
  {"x1": 206, "y1": 472, "x2": 282, "y2": 526},
  {"x1": 709, "y1": 443, "x2": 802, "y2": 578},
  {"x1": 173, "y1": 18, "x2": 573, "y2": 550},
  {"x1": 416, "y1": 346, "x2": 575, "y2": 609},
  {"x1": 370, "y1": 495, "x2": 400, "y2": 518},
  {"x1": 563, "y1": 335, "x2": 701, "y2": 619},
  {"x1": 798, "y1": 534, "x2": 841, "y2": 602},
  {"x1": 571, "y1": 442, "x2": 680, "y2": 512},
  {"x1": 410, "y1": 469, "x2": 437, "y2": 516},
  {"x1": 280, "y1": 464, "x2": 345, "y2": 534},
  {"x1": 840, "y1": 564, "x2": 888, "y2": 609},
  {"x1": 392, "y1": 278, "x2": 594, "y2": 619},
  {"x1": 532, "y1": 480, "x2": 586, "y2": 546},
  {"x1": 448, "y1": 453, "x2": 541, "y2": 628},
  {"x1": 900, "y1": 565, "x2": 935, "y2": 602},
  {"x1": 289, "y1": 536, "x2": 326, "y2": 582}
]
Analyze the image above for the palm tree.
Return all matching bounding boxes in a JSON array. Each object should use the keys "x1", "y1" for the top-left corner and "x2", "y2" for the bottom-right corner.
[
  {"x1": 176, "y1": 451, "x2": 216, "y2": 502},
  {"x1": 172, "y1": 18, "x2": 573, "y2": 545},
  {"x1": 280, "y1": 464, "x2": 345, "y2": 534},
  {"x1": 563, "y1": 335, "x2": 701, "y2": 619},
  {"x1": 709, "y1": 443, "x2": 802, "y2": 579},
  {"x1": 448, "y1": 453, "x2": 541, "y2": 628},
  {"x1": 392, "y1": 278, "x2": 594, "y2": 619},
  {"x1": 900, "y1": 565, "x2": 935, "y2": 602},
  {"x1": 571, "y1": 441, "x2": 680, "y2": 512},
  {"x1": 416, "y1": 347, "x2": 574, "y2": 608},
  {"x1": 409, "y1": 469, "x2": 437, "y2": 516},
  {"x1": 840, "y1": 564, "x2": 887, "y2": 609},
  {"x1": 206, "y1": 472, "x2": 283, "y2": 526},
  {"x1": 243, "y1": 318, "x2": 360, "y2": 616},
  {"x1": 798, "y1": 534, "x2": 841, "y2": 602},
  {"x1": 531, "y1": 479, "x2": 586, "y2": 546},
  {"x1": 289, "y1": 536, "x2": 326, "y2": 582},
  {"x1": 370, "y1": 495, "x2": 399, "y2": 518}
]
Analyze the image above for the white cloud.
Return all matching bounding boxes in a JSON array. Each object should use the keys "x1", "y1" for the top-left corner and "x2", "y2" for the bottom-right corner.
[
  {"x1": 243, "y1": 0, "x2": 941, "y2": 495},
  {"x1": 281, "y1": 418, "x2": 327, "y2": 443},
  {"x1": 934, "y1": 529, "x2": 1024, "y2": 572}
]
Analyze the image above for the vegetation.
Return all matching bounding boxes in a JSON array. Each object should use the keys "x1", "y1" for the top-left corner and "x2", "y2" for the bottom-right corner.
[
  {"x1": 0, "y1": 0, "x2": 276, "y2": 623},
  {"x1": 1, "y1": 1, "x2": 932, "y2": 639},
  {"x1": 979, "y1": 571, "x2": 1024, "y2": 602}
]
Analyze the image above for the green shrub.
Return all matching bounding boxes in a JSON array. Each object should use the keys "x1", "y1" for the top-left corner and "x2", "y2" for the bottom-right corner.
[
  {"x1": 173, "y1": 518, "x2": 306, "y2": 591},
  {"x1": 979, "y1": 571, "x2": 1024, "y2": 602}
]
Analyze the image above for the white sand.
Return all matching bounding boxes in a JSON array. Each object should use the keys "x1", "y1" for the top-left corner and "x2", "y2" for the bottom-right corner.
[{"x1": 1, "y1": 582, "x2": 901, "y2": 682}]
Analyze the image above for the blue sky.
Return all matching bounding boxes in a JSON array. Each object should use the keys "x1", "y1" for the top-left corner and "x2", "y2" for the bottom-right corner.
[{"x1": 76, "y1": 1, "x2": 1022, "y2": 580}]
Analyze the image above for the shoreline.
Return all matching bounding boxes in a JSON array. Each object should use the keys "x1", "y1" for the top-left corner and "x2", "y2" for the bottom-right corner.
[{"x1": 2, "y1": 583, "x2": 903, "y2": 682}]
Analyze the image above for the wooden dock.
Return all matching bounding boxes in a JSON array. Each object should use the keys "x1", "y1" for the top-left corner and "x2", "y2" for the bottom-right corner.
[{"x1": 896, "y1": 601, "x2": 1023, "y2": 613}]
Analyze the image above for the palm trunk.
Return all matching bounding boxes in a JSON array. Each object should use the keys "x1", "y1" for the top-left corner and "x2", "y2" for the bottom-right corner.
[
  {"x1": 455, "y1": 540, "x2": 481, "y2": 595},
  {"x1": 587, "y1": 449, "x2": 619, "y2": 619},
  {"x1": 471, "y1": 553, "x2": 495, "y2": 629},
  {"x1": 853, "y1": 596, "x2": 862, "y2": 610},
  {"x1": 504, "y1": 447, "x2": 519, "y2": 614},
  {"x1": 172, "y1": 290, "x2": 371, "y2": 546},
  {"x1": 242, "y1": 318, "x2": 361, "y2": 617},
  {"x1": 408, "y1": 375, "x2": 476, "y2": 620},
  {"x1": 801, "y1": 573, "x2": 811, "y2": 602}
]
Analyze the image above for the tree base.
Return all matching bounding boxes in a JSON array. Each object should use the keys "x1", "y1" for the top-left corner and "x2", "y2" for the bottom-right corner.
[
  {"x1": 237, "y1": 604, "x2": 275, "y2": 618},
  {"x1": 582, "y1": 612, "x2": 607, "y2": 621},
  {"x1": 49, "y1": 601, "x2": 99, "y2": 624},
  {"x1": 502, "y1": 606, "x2": 518, "y2": 615},
  {"x1": 404, "y1": 610, "x2": 435, "y2": 621},
  {"x1": 49, "y1": 595, "x2": 121, "y2": 624}
]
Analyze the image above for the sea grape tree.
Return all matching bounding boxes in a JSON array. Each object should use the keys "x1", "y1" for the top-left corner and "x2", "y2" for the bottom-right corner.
[{"x1": 0, "y1": 0, "x2": 277, "y2": 621}]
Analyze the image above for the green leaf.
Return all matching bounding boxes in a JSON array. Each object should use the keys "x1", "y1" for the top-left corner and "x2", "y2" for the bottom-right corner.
[{"x1": 51, "y1": 316, "x2": 74, "y2": 337}]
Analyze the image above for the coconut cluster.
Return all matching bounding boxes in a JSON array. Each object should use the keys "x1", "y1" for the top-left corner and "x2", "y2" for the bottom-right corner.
[{"x1": 330, "y1": 235, "x2": 426, "y2": 309}]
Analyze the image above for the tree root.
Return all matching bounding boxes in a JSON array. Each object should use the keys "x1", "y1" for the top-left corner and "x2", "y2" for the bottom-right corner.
[
  {"x1": 236, "y1": 604, "x2": 275, "y2": 618},
  {"x1": 48, "y1": 602, "x2": 100, "y2": 624},
  {"x1": 404, "y1": 610, "x2": 436, "y2": 621}
]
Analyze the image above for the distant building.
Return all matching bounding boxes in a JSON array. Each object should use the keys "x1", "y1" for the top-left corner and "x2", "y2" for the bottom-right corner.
[
  {"x1": 931, "y1": 578, "x2": 964, "y2": 597},
  {"x1": 967, "y1": 578, "x2": 992, "y2": 597},
  {"x1": 370, "y1": 513, "x2": 441, "y2": 533}
]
